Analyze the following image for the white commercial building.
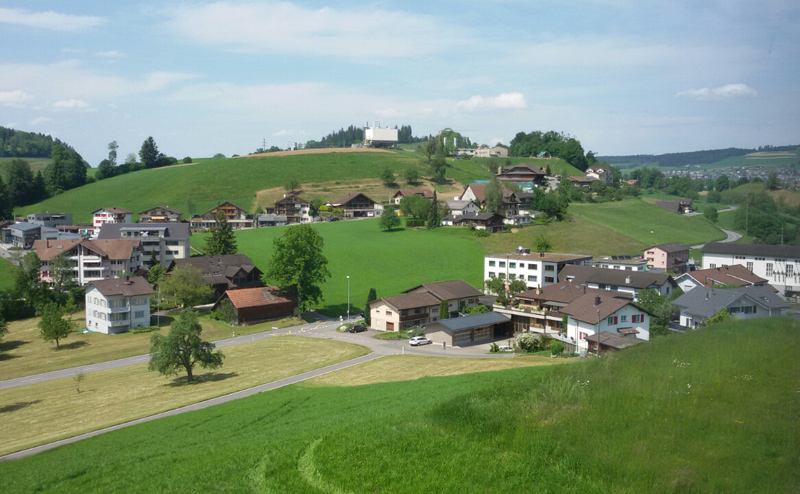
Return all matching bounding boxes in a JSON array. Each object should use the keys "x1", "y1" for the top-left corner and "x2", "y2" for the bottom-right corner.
[
  {"x1": 484, "y1": 247, "x2": 593, "y2": 290},
  {"x1": 702, "y1": 242, "x2": 800, "y2": 296}
]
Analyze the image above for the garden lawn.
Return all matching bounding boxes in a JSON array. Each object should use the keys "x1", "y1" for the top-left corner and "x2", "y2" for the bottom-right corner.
[
  {"x1": 570, "y1": 199, "x2": 726, "y2": 246},
  {"x1": 0, "y1": 318, "x2": 796, "y2": 493},
  {"x1": 0, "y1": 256, "x2": 15, "y2": 291},
  {"x1": 0, "y1": 313, "x2": 304, "y2": 380},
  {"x1": 0, "y1": 336, "x2": 368, "y2": 456}
]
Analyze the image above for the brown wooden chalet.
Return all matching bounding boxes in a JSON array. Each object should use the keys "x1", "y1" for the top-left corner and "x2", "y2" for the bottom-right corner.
[
  {"x1": 191, "y1": 201, "x2": 253, "y2": 229},
  {"x1": 496, "y1": 164, "x2": 547, "y2": 186},
  {"x1": 330, "y1": 192, "x2": 380, "y2": 218},
  {"x1": 218, "y1": 286, "x2": 298, "y2": 325},
  {"x1": 168, "y1": 254, "x2": 262, "y2": 296},
  {"x1": 451, "y1": 212, "x2": 505, "y2": 232},
  {"x1": 139, "y1": 206, "x2": 183, "y2": 223}
]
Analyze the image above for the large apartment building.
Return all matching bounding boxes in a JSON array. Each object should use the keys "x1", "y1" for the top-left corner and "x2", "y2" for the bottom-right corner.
[
  {"x1": 97, "y1": 223, "x2": 190, "y2": 267},
  {"x1": 33, "y1": 238, "x2": 143, "y2": 286},
  {"x1": 484, "y1": 247, "x2": 593, "y2": 290},
  {"x1": 702, "y1": 242, "x2": 800, "y2": 296}
]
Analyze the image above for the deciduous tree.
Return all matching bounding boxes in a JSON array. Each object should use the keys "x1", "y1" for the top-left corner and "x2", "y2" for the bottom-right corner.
[
  {"x1": 380, "y1": 167, "x2": 395, "y2": 185},
  {"x1": 162, "y1": 265, "x2": 214, "y2": 308},
  {"x1": 264, "y1": 225, "x2": 331, "y2": 313},
  {"x1": 38, "y1": 302, "x2": 76, "y2": 349},
  {"x1": 148, "y1": 309, "x2": 224, "y2": 383},
  {"x1": 439, "y1": 299, "x2": 450, "y2": 319},
  {"x1": 485, "y1": 177, "x2": 504, "y2": 214},
  {"x1": 380, "y1": 207, "x2": 401, "y2": 231},
  {"x1": 403, "y1": 166, "x2": 420, "y2": 184},
  {"x1": 399, "y1": 194, "x2": 430, "y2": 219}
]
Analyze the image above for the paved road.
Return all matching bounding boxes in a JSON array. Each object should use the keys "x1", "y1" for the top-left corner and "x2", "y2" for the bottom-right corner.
[
  {"x1": 0, "y1": 352, "x2": 383, "y2": 462},
  {"x1": 691, "y1": 227, "x2": 742, "y2": 249}
]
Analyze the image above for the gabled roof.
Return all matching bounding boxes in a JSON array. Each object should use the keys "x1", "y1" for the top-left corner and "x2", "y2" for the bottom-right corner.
[
  {"x1": 586, "y1": 332, "x2": 644, "y2": 350},
  {"x1": 445, "y1": 200, "x2": 477, "y2": 211},
  {"x1": 393, "y1": 189, "x2": 434, "y2": 199},
  {"x1": 33, "y1": 238, "x2": 141, "y2": 261},
  {"x1": 92, "y1": 207, "x2": 131, "y2": 214},
  {"x1": 566, "y1": 175, "x2": 596, "y2": 184},
  {"x1": 586, "y1": 165, "x2": 611, "y2": 174},
  {"x1": 425, "y1": 312, "x2": 510, "y2": 332},
  {"x1": 680, "y1": 264, "x2": 768, "y2": 288},
  {"x1": 561, "y1": 292, "x2": 634, "y2": 324},
  {"x1": 97, "y1": 222, "x2": 191, "y2": 240},
  {"x1": 332, "y1": 192, "x2": 376, "y2": 207},
  {"x1": 201, "y1": 201, "x2": 248, "y2": 216},
  {"x1": 86, "y1": 276, "x2": 154, "y2": 297},
  {"x1": 672, "y1": 285, "x2": 788, "y2": 318},
  {"x1": 559, "y1": 265, "x2": 675, "y2": 290},
  {"x1": 647, "y1": 242, "x2": 689, "y2": 254},
  {"x1": 702, "y1": 242, "x2": 800, "y2": 259},
  {"x1": 274, "y1": 193, "x2": 309, "y2": 205},
  {"x1": 462, "y1": 183, "x2": 516, "y2": 203},
  {"x1": 453, "y1": 212, "x2": 505, "y2": 223},
  {"x1": 499, "y1": 164, "x2": 546, "y2": 176},
  {"x1": 225, "y1": 287, "x2": 292, "y2": 309},
  {"x1": 517, "y1": 281, "x2": 604, "y2": 305},
  {"x1": 376, "y1": 292, "x2": 441, "y2": 311},
  {"x1": 139, "y1": 206, "x2": 182, "y2": 215},
  {"x1": 403, "y1": 279, "x2": 483, "y2": 300},
  {"x1": 171, "y1": 254, "x2": 260, "y2": 288}
]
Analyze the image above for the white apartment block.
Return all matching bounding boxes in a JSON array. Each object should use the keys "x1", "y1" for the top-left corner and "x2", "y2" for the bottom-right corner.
[
  {"x1": 702, "y1": 242, "x2": 800, "y2": 296},
  {"x1": 92, "y1": 207, "x2": 133, "y2": 235},
  {"x1": 85, "y1": 276, "x2": 154, "y2": 334},
  {"x1": 484, "y1": 247, "x2": 593, "y2": 290},
  {"x1": 33, "y1": 238, "x2": 143, "y2": 286}
]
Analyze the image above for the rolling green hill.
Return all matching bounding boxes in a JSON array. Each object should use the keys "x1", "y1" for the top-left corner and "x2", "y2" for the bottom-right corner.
[
  {"x1": 0, "y1": 157, "x2": 52, "y2": 181},
  {"x1": 16, "y1": 149, "x2": 581, "y2": 223},
  {"x1": 2, "y1": 318, "x2": 796, "y2": 492}
]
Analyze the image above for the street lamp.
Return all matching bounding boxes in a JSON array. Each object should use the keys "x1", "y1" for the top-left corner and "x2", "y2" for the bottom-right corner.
[{"x1": 347, "y1": 275, "x2": 350, "y2": 322}]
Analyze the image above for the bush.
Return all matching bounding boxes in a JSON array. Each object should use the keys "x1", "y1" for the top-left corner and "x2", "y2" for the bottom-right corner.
[
  {"x1": 182, "y1": 156, "x2": 192, "y2": 164},
  {"x1": 473, "y1": 229, "x2": 491, "y2": 237},
  {"x1": 550, "y1": 340, "x2": 565, "y2": 356},
  {"x1": 405, "y1": 218, "x2": 425, "y2": 228},
  {"x1": 489, "y1": 342, "x2": 499, "y2": 353},
  {"x1": 129, "y1": 326, "x2": 159, "y2": 334}
]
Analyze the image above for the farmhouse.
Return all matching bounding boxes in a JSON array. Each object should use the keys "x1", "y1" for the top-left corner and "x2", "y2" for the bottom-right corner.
[
  {"x1": 168, "y1": 254, "x2": 262, "y2": 296},
  {"x1": 672, "y1": 285, "x2": 788, "y2": 328},
  {"x1": 273, "y1": 194, "x2": 312, "y2": 224},
  {"x1": 191, "y1": 201, "x2": 253, "y2": 229},
  {"x1": 368, "y1": 280, "x2": 483, "y2": 331},
  {"x1": 424, "y1": 312, "x2": 512, "y2": 347},
  {"x1": 585, "y1": 165, "x2": 613, "y2": 185},
  {"x1": 644, "y1": 242, "x2": 690, "y2": 274},
  {"x1": 392, "y1": 189, "x2": 435, "y2": 205},
  {"x1": 565, "y1": 175, "x2": 596, "y2": 188},
  {"x1": 559, "y1": 264, "x2": 677, "y2": 299},
  {"x1": 98, "y1": 222, "x2": 190, "y2": 267},
  {"x1": 444, "y1": 200, "x2": 481, "y2": 217},
  {"x1": 655, "y1": 198, "x2": 693, "y2": 214},
  {"x1": 85, "y1": 276, "x2": 153, "y2": 334},
  {"x1": 459, "y1": 183, "x2": 518, "y2": 217},
  {"x1": 139, "y1": 206, "x2": 183, "y2": 223},
  {"x1": 495, "y1": 164, "x2": 547, "y2": 186},
  {"x1": 701, "y1": 242, "x2": 800, "y2": 296},
  {"x1": 446, "y1": 212, "x2": 505, "y2": 231},
  {"x1": 484, "y1": 247, "x2": 593, "y2": 290},
  {"x1": 330, "y1": 192, "x2": 382, "y2": 218},
  {"x1": 34, "y1": 238, "x2": 143, "y2": 285},
  {"x1": 218, "y1": 286, "x2": 297, "y2": 325},
  {"x1": 675, "y1": 264, "x2": 770, "y2": 293}
]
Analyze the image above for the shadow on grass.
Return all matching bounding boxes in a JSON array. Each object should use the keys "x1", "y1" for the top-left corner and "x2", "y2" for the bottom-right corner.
[
  {"x1": 150, "y1": 315, "x2": 175, "y2": 328},
  {"x1": 166, "y1": 372, "x2": 239, "y2": 387},
  {"x1": 0, "y1": 340, "x2": 29, "y2": 352},
  {"x1": 58, "y1": 340, "x2": 90, "y2": 351},
  {"x1": 0, "y1": 399, "x2": 42, "y2": 414}
]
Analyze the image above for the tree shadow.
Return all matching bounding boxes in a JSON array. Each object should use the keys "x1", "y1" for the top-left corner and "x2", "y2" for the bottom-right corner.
[
  {"x1": 0, "y1": 399, "x2": 42, "y2": 414},
  {"x1": 58, "y1": 340, "x2": 90, "y2": 351},
  {"x1": 150, "y1": 315, "x2": 175, "y2": 328},
  {"x1": 166, "y1": 372, "x2": 239, "y2": 387},
  {"x1": 0, "y1": 340, "x2": 29, "y2": 352}
]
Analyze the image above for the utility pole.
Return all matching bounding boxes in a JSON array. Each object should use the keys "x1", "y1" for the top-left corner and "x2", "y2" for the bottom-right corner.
[{"x1": 262, "y1": 138, "x2": 266, "y2": 151}]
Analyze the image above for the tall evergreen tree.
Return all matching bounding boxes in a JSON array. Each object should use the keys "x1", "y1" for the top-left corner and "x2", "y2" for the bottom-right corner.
[
  {"x1": 7, "y1": 158, "x2": 34, "y2": 207},
  {"x1": 205, "y1": 210, "x2": 238, "y2": 256},
  {"x1": 427, "y1": 190, "x2": 440, "y2": 228},
  {"x1": 365, "y1": 288, "x2": 377, "y2": 326},
  {"x1": 439, "y1": 299, "x2": 450, "y2": 320},
  {"x1": 0, "y1": 175, "x2": 12, "y2": 220},
  {"x1": 140, "y1": 136, "x2": 161, "y2": 168}
]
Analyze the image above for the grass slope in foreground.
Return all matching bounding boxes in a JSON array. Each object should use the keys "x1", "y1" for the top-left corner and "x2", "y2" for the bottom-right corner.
[{"x1": 2, "y1": 318, "x2": 796, "y2": 493}]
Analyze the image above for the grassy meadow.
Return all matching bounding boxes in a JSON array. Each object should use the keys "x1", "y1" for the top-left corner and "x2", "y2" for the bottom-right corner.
[
  {"x1": 1, "y1": 317, "x2": 796, "y2": 492},
  {"x1": 0, "y1": 336, "x2": 368, "y2": 456},
  {"x1": 0, "y1": 257, "x2": 16, "y2": 291},
  {"x1": 0, "y1": 157, "x2": 52, "y2": 181}
]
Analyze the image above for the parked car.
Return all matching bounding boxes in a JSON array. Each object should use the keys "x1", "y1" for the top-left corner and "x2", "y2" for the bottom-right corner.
[
  {"x1": 349, "y1": 323, "x2": 367, "y2": 333},
  {"x1": 409, "y1": 336, "x2": 431, "y2": 346},
  {"x1": 498, "y1": 345, "x2": 514, "y2": 352}
]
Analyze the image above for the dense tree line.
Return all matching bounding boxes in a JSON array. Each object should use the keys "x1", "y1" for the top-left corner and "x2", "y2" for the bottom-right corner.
[
  {"x1": 305, "y1": 124, "x2": 428, "y2": 149},
  {"x1": 509, "y1": 130, "x2": 590, "y2": 171},
  {"x1": 599, "y1": 148, "x2": 755, "y2": 168},
  {"x1": 0, "y1": 126, "x2": 57, "y2": 158},
  {"x1": 95, "y1": 137, "x2": 177, "y2": 181}
]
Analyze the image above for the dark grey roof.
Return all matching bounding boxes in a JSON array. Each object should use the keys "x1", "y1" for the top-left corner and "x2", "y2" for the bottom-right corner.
[
  {"x1": 559, "y1": 265, "x2": 674, "y2": 290},
  {"x1": 403, "y1": 280, "x2": 483, "y2": 300},
  {"x1": 672, "y1": 285, "x2": 788, "y2": 318},
  {"x1": 97, "y1": 222, "x2": 190, "y2": 240},
  {"x1": 702, "y1": 242, "x2": 800, "y2": 259},
  {"x1": 586, "y1": 332, "x2": 644, "y2": 350},
  {"x1": 647, "y1": 242, "x2": 689, "y2": 254},
  {"x1": 425, "y1": 312, "x2": 510, "y2": 332},
  {"x1": 9, "y1": 222, "x2": 40, "y2": 232}
]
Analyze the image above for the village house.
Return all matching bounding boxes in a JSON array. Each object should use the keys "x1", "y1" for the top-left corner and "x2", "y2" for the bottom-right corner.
[
  {"x1": 92, "y1": 207, "x2": 133, "y2": 235},
  {"x1": 459, "y1": 183, "x2": 519, "y2": 217},
  {"x1": 6, "y1": 222, "x2": 42, "y2": 247},
  {"x1": 368, "y1": 280, "x2": 483, "y2": 332},
  {"x1": 655, "y1": 198, "x2": 693, "y2": 214},
  {"x1": 474, "y1": 145, "x2": 508, "y2": 158},
  {"x1": 675, "y1": 264, "x2": 770, "y2": 293},
  {"x1": 444, "y1": 212, "x2": 505, "y2": 231},
  {"x1": 560, "y1": 292, "x2": 650, "y2": 354},
  {"x1": 672, "y1": 285, "x2": 788, "y2": 328},
  {"x1": 644, "y1": 242, "x2": 690, "y2": 274},
  {"x1": 273, "y1": 193, "x2": 312, "y2": 224},
  {"x1": 329, "y1": 192, "x2": 382, "y2": 218},
  {"x1": 565, "y1": 175, "x2": 596, "y2": 188},
  {"x1": 85, "y1": 276, "x2": 153, "y2": 334},
  {"x1": 98, "y1": 222, "x2": 190, "y2": 267},
  {"x1": 558, "y1": 264, "x2": 677, "y2": 300},
  {"x1": 138, "y1": 206, "x2": 183, "y2": 223},
  {"x1": 33, "y1": 238, "x2": 143, "y2": 285},
  {"x1": 168, "y1": 254, "x2": 263, "y2": 297},
  {"x1": 444, "y1": 200, "x2": 481, "y2": 217},
  {"x1": 585, "y1": 165, "x2": 613, "y2": 185},
  {"x1": 392, "y1": 189, "x2": 435, "y2": 205},
  {"x1": 191, "y1": 202, "x2": 253, "y2": 230},
  {"x1": 702, "y1": 242, "x2": 800, "y2": 296},
  {"x1": 495, "y1": 164, "x2": 547, "y2": 187},
  {"x1": 217, "y1": 286, "x2": 297, "y2": 325},
  {"x1": 484, "y1": 247, "x2": 593, "y2": 290}
]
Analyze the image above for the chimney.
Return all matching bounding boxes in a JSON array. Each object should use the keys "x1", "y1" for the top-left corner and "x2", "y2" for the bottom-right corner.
[
  {"x1": 124, "y1": 275, "x2": 132, "y2": 285},
  {"x1": 625, "y1": 276, "x2": 631, "y2": 284},
  {"x1": 594, "y1": 295, "x2": 601, "y2": 307},
  {"x1": 536, "y1": 288, "x2": 541, "y2": 295}
]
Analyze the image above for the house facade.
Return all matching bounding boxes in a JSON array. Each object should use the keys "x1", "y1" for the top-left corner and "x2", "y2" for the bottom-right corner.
[
  {"x1": 168, "y1": 254, "x2": 262, "y2": 296},
  {"x1": 702, "y1": 242, "x2": 800, "y2": 296},
  {"x1": 34, "y1": 238, "x2": 143, "y2": 285},
  {"x1": 459, "y1": 183, "x2": 519, "y2": 217},
  {"x1": 444, "y1": 200, "x2": 481, "y2": 217},
  {"x1": 675, "y1": 264, "x2": 769, "y2": 293},
  {"x1": 191, "y1": 202, "x2": 253, "y2": 229},
  {"x1": 92, "y1": 207, "x2": 133, "y2": 234},
  {"x1": 644, "y1": 242, "x2": 690, "y2": 274},
  {"x1": 559, "y1": 265, "x2": 676, "y2": 300},
  {"x1": 85, "y1": 276, "x2": 154, "y2": 334},
  {"x1": 368, "y1": 280, "x2": 483, "y2": 331},
  {"x1": 560, "y1": 293, "x2": 650, "y2": 354},
  {"x1": 330, "y1": 192, "x2": 382, "y2": 218},
  {"x1": 98, "y1": 223, "x2": 190, "y2": 267},
  {"x1": 484, "y1": 248, "x2": 593, "y2": 290},
  {"x1": 495, "y1": 164, "x2": 547, "y2": 186},
  {"x1": 139, "y1": 206, "x2": 183, "y2": 223},
  {"x1": 273, "y1": 194, "x2": 312, "y2": 224},
  {"x1": 7, "y1": 222, "x2": 41, "y2": 247},
  {"x1": 672, "y1": 285, "x2": 788, "y2": 328},
  {"x1": 585, "y1": 165, "x2": 613, "y2": 185}
]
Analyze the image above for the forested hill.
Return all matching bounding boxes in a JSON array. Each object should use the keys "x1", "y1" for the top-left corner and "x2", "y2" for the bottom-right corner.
[
  {"x1": 599, "y1": 148, "x2": 758, "y2": 168},
  {"x1": 0, "y1": 126, "x2": 61, "y2": 158},
  {"x1": 305, "y1": 124, "x2": 428, "y2": 149}
]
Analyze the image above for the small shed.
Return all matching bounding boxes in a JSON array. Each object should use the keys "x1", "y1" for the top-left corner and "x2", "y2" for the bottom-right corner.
[
  {"x1": 424, "y1": 312, "x2": 511, "y2": 347},
  {"x1": 219, "y1": 287, "x2": 297, "y2": 325}
]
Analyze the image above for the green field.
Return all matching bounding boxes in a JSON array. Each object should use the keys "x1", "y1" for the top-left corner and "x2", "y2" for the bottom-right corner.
[
  {"x1": 0, "y1": 157, "x2": 52, "y2": 181},
  {"x1": 1, "y1": 318, "x2": 796, "y2": 492},
  {"x1": 570, "y1": 199, "x2": 726, "y2": 246},
  {"x1": 0, "y1": 257, "x2": 16, "y2": 291}
]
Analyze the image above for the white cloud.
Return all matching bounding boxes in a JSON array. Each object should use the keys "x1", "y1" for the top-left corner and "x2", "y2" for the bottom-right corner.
[
  {"x1": 675, "y1": 83, "x2": 758, "y2": 101},
  {"x1": 164, "y1": 2, "x2": 461, "y2": 58},
  {"x1": 95, "y1": 50, "x2": 123, "y2": 58},
  {"x1": 53, "y1": 99, "x2": 89, "y2": 109},
  {"x1": 456, "y1": 92, "x2": 528, "y2": 111},
  {"x1": 28, "y1": 117, "x2": 53, "y2": 125},
  {"x1": 0, "y1": 7, "x2": 105, "y2": 32},
  {"x1": 0, "y1": 90, "x2": 33, "y2": 107}
]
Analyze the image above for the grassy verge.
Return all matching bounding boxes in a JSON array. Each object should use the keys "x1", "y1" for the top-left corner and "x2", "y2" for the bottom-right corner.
[
  {"x1": 0, "y1": 313, "x2": 304, "y2": 380},
  {"x1": 0, "y1": 318, "x2": 795, "y2": 492},
  {"x1": 0, "y1": 336, "x2": 368, "y2": 456},
  {"x1": 0, "y1": 256, "x2": 15, "y2": 291}
]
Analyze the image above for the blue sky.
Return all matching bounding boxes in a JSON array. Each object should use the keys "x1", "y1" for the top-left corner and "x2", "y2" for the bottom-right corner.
[{"x1": 1, "y1": 1, "x2": 798, "y2": 164}]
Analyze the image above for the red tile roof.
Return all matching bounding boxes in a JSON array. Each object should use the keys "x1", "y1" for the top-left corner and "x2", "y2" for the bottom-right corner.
[{"x1": 226, "y1": 287, "x2": 292, "y2": 309}]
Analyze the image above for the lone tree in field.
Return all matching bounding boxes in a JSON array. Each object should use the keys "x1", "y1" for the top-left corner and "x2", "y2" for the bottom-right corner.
[
  {"x1": 284, "y1": 178, "x2": 300, "y2": 192},
  {"x1": 149, "y1": 309, "x2": 224, "y2": 383},
  {"x1": 364, "y1": 288, "x2": 377, "y2": 326},
  {"x1": 205, "y1": 210, "x2": 238, "y2": 256},
  {"x1": 38, "y1": 303, "x2": 76, "y2": 349},
  {"x1": 379, "y1": 207, "x2": 401, "y2": 231},
  {"x1": 381, "y1": 166, "x2": 395, "y2": 186},
  {"x1": 264, "y1": 224, "x2": 331, "y2": 313},
  {"x1": 403, "y1": 166, "x2": 420, "y2": 184}
]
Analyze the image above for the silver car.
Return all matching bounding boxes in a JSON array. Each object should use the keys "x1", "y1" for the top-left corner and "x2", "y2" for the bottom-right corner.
[{"x1": 409, "y1": 336, "x2": 431, "y2": 346}]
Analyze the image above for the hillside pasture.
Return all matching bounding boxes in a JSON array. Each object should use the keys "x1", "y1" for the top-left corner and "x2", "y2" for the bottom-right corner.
[
  {"x1": 1, "y1": 318, "x2": 795, "y2": 492},
  {"x1": 0, "y1": 157, "x2": 51, "y2": 181}
]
